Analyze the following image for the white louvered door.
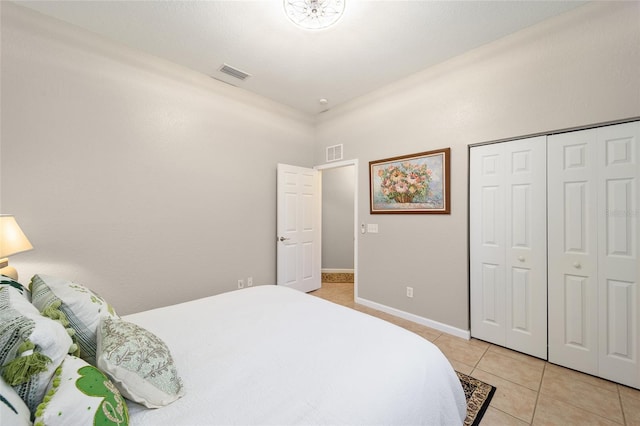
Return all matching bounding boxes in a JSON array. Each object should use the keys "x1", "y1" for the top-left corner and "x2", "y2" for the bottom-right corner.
[{"x1": 470, "y1": 136, "x2": 547, "y2": 359}]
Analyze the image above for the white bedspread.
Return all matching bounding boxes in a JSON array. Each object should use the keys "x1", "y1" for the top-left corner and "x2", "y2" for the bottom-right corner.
[{"x1": 124, "y1": 285, "x2": 466, "y2": 425}]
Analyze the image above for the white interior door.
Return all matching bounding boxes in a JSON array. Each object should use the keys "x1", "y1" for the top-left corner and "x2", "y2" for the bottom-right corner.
[
  {"x1": 276, "y1": 164, "x2": 321, "y2": 293},
  {"x1": 470, "y1": 143, "x2": 507, "y2": 346},
  {"x1": 504, "y1": 137, "x2": 547, "y2": 358},
  {"x1": 548, "y1": 129, "x2": 599, "y2": 375},
  {"x1": 548, "y1": 121, "x2": 640, "y2": 387},
  {"x1": 470, "y1": 137, "x2": 547, "y2": 359},
  {"x1": 597, "y1": 121, "x2": 639, "y2": 387}
]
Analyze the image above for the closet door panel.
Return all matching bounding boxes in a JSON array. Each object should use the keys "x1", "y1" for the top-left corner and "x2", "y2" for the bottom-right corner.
[
  {"x1": 470, "y1": 144, "x2": 506, "y2": 345},
  {"x1": 505, "y1": 137, "x2": 547, "y2": 358},
  {"x1": 564, "y1": 275, "x2": 590, "y2": 348},
  {"x1": 548, "y1": 130, "x2": 599, "y2": 374},
  {"x1": 598, "y1": 122, "x2": 639, "y2": 387},
  {"x1": 471, "y1": 137, "x2": 547, "y2": 359}
]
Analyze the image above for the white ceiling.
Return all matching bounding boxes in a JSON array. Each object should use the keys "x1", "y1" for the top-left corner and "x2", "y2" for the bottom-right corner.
[{"x1": 14, "y1": 0, "x2": 588, "y2": 115}]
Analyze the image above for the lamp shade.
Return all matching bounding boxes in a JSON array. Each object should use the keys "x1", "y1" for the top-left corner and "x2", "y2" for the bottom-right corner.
[{"x1": 0, "y1": 215, "x2": 33, "y2": 258}]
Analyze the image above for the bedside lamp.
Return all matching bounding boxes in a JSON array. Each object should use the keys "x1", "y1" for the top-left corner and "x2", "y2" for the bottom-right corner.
[{"x1": 0, "y1": 215, "x2": 33, "y2": 281}]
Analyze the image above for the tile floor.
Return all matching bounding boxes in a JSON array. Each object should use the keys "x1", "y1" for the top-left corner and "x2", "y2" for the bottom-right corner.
[{"x1": 310, "y1": 282, "x2": 640, "y2": 425}]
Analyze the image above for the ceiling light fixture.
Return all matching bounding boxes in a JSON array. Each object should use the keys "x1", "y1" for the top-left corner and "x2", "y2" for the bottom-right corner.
[{"x1": 284, "y1": 0, "x2": 345, "y2": 30}]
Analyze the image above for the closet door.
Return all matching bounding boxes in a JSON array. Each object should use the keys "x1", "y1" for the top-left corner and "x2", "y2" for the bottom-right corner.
[
  {"x1": 549, "y1": 121, "x2": 639, "y2": 387},
  {"x1": 470, "y1": 137, "x2": 547, "y2": 358},
  {"x1": 597, "y1": 122, "x2": 639, "y2": 388},
  {"x1": 505, "y1": 138, "x2": 547, "y2": 358},
  {"x1": 470, "y1": 143, "x2": 506, "y2": 346},
  {"x1": 548, "y1": 129, "x2": 599, "y2": 375}
]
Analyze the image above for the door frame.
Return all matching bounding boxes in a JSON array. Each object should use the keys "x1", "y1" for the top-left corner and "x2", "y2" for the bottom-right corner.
[{"x1": 315, "y1": 159, "x2": 359, "y2": 299}]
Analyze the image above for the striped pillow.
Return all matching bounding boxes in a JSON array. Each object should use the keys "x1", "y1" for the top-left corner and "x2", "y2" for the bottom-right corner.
[
  {"x1": 30, "y1": 274, "x2": 118, "y2": 366},
  {"x1": 0, "y1": 286, "x2": 73, "y2": 414}
]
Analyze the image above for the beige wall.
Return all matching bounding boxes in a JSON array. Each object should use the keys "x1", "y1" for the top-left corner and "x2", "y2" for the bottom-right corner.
[
  {"x1": 1, "y1": 3, "x2": 315, "y2": 314},
  {"x1": 2, "y1": 2, "x2": 639, "y2": 331},
  {"x1": 315, "y1": 1, "x2": 640, "y2": 331}
]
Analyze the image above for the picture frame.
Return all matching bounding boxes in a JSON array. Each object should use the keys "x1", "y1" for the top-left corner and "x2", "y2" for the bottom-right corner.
[{"x1": 369, "y1": 148, "x2": 450, "y2": 214}]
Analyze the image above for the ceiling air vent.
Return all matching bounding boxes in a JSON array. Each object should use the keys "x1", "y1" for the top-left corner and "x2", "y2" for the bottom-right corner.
[
  {"x1": 218, "y1": 63, "x2": 251, "y2": 81},
  {"x1": 326, "y1": 144, "x2": 343, "y2": 162}
]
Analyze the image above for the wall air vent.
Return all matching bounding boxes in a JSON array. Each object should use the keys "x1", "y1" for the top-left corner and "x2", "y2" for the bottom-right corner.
[
  {"x1": 326, "y1": 144, "x2": 343, "y2": 162},
  {"x1": 218, "y1": 63, "x2": 251, "y2": 81}
]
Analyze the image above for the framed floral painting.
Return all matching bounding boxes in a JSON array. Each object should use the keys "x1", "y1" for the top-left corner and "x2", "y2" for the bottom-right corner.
[{"x1": 369, "y1": 148, "x2": 450, "y2": 214}]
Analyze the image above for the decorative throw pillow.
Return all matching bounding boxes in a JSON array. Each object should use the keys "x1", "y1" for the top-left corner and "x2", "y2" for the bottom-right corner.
[
  {"x1": 0, "y1": 376, "x2": 31, "y2": 426},
  {"x1": 0, "y1": 286, "x2": 73, "y2": 414},
  {"x1": 96, "y1": 317, "x2": 184, "y2": 408},
  {"x1": 0, "y1": 275, "x2": 30, "y2": 300},
  {"x1": 30, "y1": 274, "x2": 119, "y2": 366},
  {"x1": 34, "y1": 354, "x2": 128, "y2": 426}
]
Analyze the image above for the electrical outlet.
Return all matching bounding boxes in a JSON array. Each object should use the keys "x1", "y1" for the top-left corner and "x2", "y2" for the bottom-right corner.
[
  {"x1": 406, "y1": 286, "x2": 413, "y2": 298},
  {"x1": 238, "y1": 279, "x2": 244, "y2": 289},
  {"x1": 247, "y1": 277, "x2": 253, "y2": 287}
]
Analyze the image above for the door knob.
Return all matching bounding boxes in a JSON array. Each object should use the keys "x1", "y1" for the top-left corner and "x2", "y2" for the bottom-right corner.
[
  {"x1": 518, "y1": 256, "x2": 525, "y2": 262},
  {"x1": 573, "y1": 262, "x2": 581, "y2": 269},
  {"x1": 278, "y1": 236, "x2": 290, "y2": 242}
]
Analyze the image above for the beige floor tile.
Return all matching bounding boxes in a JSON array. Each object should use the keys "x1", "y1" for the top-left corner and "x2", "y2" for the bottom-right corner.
[
  {"x1": 352, "y1": 304, "x2": 378, "y2": 315},
  {"x1": 449, "y1": 359, "x2": 474, "y2": 375},
  {"x1": 480, "y1": 407, "x2": 529, "y2": 425},
  {"x1": 532, "y1": 393, "x2": 621, "y2": 425},
  {"x1": 487, "y1": 344, "x2": 546, "y2": 368},
  {"x1": 467, "y1": 337, "x2": 495, "y2": 349},
  {"x1": 620, "y1": 384, "x2": 640, "y2": 424},
  {"x1": 409, "y1": 326, "x2": 441, "y2": 342},
  {"x1": 476, "y1": 350, "x2": 544, "y2": 391},
  {"x1": 471, "y1": 368, "x2": 537, "y2": 423},
  {"x1": 544, "y1": 363, "x2": 618, "y2": 393},
  {"x1": 540, "y1": 365, "x2": 623, "y2": 423},
  {"x1": 433, "y1": 333, "x2": 489, "y2": 367}
]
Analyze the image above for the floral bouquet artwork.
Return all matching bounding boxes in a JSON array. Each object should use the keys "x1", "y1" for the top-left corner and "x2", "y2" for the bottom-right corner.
[{"x1": 369, "y1": 148, "x2": 450, "y2": 214}]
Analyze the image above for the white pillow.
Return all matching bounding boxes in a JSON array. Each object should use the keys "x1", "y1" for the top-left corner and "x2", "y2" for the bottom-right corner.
[
  {"x1": 0, "y1": 275, "x2": 30, "y2": 300},
  {"x1": 96, "y1": 317, "x2": 184, "y2": 408},
  {"x1": 34, "y1": 355, "x2": 128, "y2": 425},
  {"x1": 0, "y1": 377, "x2": 31, "y2": 426}
]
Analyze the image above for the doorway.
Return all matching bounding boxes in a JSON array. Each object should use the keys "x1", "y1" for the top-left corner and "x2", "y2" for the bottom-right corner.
[{"x1": 315, "y1": 160, "x2": 358, "y2": 300}]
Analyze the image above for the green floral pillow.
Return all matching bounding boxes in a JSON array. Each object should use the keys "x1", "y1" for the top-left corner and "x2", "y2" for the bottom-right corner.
[
  {"x1": 96, "y1": 317, "x2": 184, "y2": 408},
  {"x1": 30, "y1": 274, "x2": 119, "y2": 366},
  {"x1": 34, "y1": 355, "x2": 128, "y2": 426},
  {"x1": 0, "y1": 286, "x2": 73, "y2": 414}
]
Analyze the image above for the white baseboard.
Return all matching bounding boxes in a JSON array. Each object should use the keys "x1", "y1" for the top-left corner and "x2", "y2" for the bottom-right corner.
[
  {"x1": 355, "y1": 296, "x2": 471, "y2": 340},
  {"x1": 321, "y1": 268, "x2": 355, "y2": 274}
]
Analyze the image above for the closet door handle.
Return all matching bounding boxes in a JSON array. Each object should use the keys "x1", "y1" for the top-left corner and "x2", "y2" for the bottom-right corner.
[
  {"x1": 573, "y1": 262, "x2": 581, "y2": 269},
  {"x1": 518, "y1": 256, "x2": 525, "y2": 262}
]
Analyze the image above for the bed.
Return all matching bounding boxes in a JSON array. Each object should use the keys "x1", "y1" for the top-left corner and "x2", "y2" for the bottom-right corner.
[
  {"x1": 124, "y1": 285, "x2": 466, "y2": 425},
  {"x1": 1, "y1": 276, "x2": 466, "y2": 425}
]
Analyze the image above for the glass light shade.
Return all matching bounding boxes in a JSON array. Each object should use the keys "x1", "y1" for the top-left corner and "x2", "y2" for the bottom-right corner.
[
  {"x1": 0, "y1": 215, "x2": 33, "y2": 258},
  {"x1": 284, "y1": 0, "x2": 345, "y2": 30}
]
